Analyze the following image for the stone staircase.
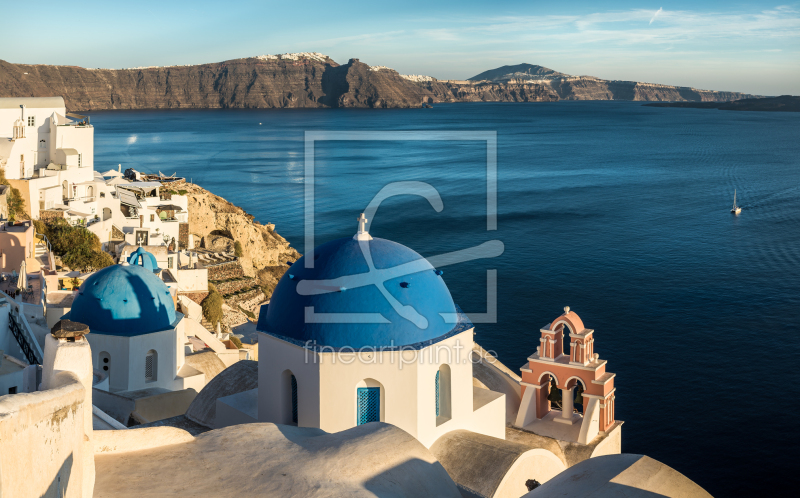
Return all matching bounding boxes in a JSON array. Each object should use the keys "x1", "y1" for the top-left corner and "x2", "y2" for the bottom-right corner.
[
  {"x1": 195, "y1": 248, "x2": 237, "y2": 266},
  {"x1": 30, "y1": 242, "x2": 51, "y2": 272}
]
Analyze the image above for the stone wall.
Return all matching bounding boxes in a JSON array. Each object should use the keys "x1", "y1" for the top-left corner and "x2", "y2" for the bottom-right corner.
[
  {"x1": 224, "y1": 288, "x2": 264, "y2": 308},
  {"x1": 207, "y1": 261, "x2": 244, "y2": 281},
  {"x1": 40, "y1": 209, "x2": 65, "y2": 222},
  {"x1": 178, "y1": 222, "x2": 188, "y2": 250},
  {"x1": 213, "y1": 278, "x2": 255, "y2": 295},
  {"x1": 178, "y1": 291, "x2": 209, "y2": 306}
]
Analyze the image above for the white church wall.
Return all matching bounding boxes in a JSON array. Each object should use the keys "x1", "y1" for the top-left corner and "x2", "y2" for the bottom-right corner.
[
  {"x1": 86, "y1": 329, "x2": 177, "y2": 393},
  {"x1": 469, "y1": 386, "x2": 506, "y2": 440},
  {"x1": 258, "y1": 333, "x2": 321, "y2": 427},
  {"x1": 414, "y1": 329, "x2": 480, "y2": 447},
  {"x1": 318, "y1": 347, "x2": 421, "y2": 437},
  {"x1": 128, "y1": 330, "x2": 178, "y2": 392},
  {"x1": 87, "y1": 333, "x2": 130, "y2": 392}
]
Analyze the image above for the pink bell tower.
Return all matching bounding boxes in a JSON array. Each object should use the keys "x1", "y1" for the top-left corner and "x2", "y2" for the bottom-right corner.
[{"x1": 514, "y1": 307, "x2": 617, "y2": 445}]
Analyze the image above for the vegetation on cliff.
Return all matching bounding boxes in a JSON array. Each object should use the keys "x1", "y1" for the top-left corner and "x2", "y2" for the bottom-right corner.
[
  {"x1": 0, "y1": 169, "x2": 28, "y2": 221},
  {"x1": 201, "y1": 284, "x2": 224, "y2": 329},
  {"x1": 33, "y1": 218, "x2": 113, "y2": 271}
]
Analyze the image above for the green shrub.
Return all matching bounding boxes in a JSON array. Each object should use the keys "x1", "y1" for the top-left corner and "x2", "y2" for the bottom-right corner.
[
  {"x1": 0, "y1": 169, "x2": 28, "y2": 221},
  {"x1": 178, "y1": 190, "x2": 188, "y2": 195},
  {"x1": 201, "y1": 289, "x2": 223, "y2": 328},
  {"x1": 233, "y1": 240, "x2": 243, "y2": 257},
  {"x1": 34, "y1": 218, "x2": 112, "y2": 271},
  {"x1": 229, "y1": 336, "x2": 243, "y2": 349},
  {"x1": 62, "y1": 245, "x2": 114, "y2": 272}
]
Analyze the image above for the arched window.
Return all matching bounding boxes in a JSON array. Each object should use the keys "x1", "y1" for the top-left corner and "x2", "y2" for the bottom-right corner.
[
  {"x1": 145, "y1": 350, "x2": 158, "y2": 382},
  {"x1": 87, "y1": 186, "x2": 94, "y2": 199},
  {"x1": 291, "y1": 375, "x2": 298, "y2": 424},
  {"x1": 436, "y1": 364, "x2": 452, "y2": 424},
  {"x1": 281, "y1": 370, "x2": 298, "y2": 425},
  {"x1": 435, "y1": 371, "x2": 440, "y2": 416},
  {"x1": 356, "y1": 378, "x2": 384, "y2": 425}
]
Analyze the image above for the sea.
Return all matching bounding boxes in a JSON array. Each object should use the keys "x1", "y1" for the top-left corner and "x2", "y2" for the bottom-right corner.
[{"x1": 89, "y1": 102, "x2": 800, "y2": 496}]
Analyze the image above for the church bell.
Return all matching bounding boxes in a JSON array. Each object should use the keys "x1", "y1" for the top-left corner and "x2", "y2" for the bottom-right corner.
[
  {"x1": 547, "y1": 379, "x2": 561, "y2": 402},
  {"x1": 574, "y1": 385, "x2": 584, "y2": 405}
]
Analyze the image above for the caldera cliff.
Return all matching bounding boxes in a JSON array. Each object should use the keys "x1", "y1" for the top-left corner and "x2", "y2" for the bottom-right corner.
[{"x1": 0, "y1": 54, "x2": 757, "y2": 111}]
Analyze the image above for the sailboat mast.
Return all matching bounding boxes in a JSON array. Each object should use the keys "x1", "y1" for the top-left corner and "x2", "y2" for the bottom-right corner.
[{"x1": 733, "y1": 189, "x2": 737, "y2": 209}]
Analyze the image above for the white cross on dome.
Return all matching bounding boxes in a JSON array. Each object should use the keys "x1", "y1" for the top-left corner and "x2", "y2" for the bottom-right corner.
[{"x1": 354, "y1": 212, "x2": 373, "y2": 241}]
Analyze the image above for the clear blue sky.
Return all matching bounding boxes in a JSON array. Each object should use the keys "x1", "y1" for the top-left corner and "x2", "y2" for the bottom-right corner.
[{"x1": 2, "y1": 1, "x2": 798, "y2": 95}]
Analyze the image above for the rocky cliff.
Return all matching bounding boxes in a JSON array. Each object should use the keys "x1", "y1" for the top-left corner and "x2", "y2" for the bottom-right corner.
[
  {"x1": 174, "y1": 179, "x2": 300, "y2": 275},
  {"x1": 0, "y1": 54, "x2": 758, "y2": 110},
  {"x1": 0, "y1": 55, "x2": 430, "y2": 111}
]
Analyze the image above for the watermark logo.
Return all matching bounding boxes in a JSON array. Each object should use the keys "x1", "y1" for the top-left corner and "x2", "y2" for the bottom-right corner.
[{"x1": 298, "y1": 131, "x2": 502, "y2": 365}]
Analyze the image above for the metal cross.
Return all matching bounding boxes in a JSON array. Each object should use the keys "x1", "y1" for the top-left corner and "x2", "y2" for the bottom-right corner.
[{"x1": 357, "y1": 213, "x2": 368, "y2": 233}]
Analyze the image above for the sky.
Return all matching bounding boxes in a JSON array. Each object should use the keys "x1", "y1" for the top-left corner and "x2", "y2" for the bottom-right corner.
[{"x1": 1, "y1": 1, "x2": 798, "y2": 95}]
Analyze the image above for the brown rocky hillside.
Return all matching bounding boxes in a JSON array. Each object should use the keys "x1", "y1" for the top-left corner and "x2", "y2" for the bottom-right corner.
[{"x1": 0, "y1": 55, "x2": 758, "y2": 110}]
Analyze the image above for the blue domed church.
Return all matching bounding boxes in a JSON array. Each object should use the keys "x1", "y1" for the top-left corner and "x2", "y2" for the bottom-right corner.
[
  {"x1": 256, "y1": 215, "x2": 506, "y2": 447},
  {"x1": 70, "y1": 248, "x2": 194, "y2": 393}
]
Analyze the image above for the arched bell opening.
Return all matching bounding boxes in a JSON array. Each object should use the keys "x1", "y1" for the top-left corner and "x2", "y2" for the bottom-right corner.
[
  {"x1": 564, "y1": 377, "x2": 587, "y2": 415},
  {"x1": 555, "y1": 322, "x2": 574, "y2": 358},
  {"x1": 546, "y1": 377, "x2": 562, "y2": 410}
]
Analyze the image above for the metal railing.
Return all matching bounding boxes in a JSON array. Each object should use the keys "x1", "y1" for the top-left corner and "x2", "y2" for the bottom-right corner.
[{"x1": 7, "y1": 303, "x2": 43, "y2": 365}]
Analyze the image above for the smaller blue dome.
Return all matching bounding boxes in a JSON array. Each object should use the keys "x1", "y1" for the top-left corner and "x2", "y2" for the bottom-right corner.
[
  {"x1": 69, "y1": 264, "x2": 178, "y2": 336},
  {"x1": 128, "y1": 247, "x2": 160, "y2": 273}
]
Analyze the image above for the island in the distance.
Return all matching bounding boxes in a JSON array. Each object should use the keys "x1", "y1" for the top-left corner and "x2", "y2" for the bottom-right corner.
[{"x1": 644, "y1": 95, "x2": 799, "y2": 112}]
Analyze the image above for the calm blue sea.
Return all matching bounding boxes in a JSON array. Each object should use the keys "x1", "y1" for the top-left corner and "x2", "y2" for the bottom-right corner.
[{"x1": 89, "y1": 102, "x2": 800, "y2": 496}]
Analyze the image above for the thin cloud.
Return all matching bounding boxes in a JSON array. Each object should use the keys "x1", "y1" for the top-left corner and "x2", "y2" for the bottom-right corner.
[{"x1": 650, "y1": 7, "x2": 663, "y2": 25}]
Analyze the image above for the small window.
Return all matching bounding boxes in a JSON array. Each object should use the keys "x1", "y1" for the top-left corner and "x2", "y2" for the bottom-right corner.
[
  {"x1": 168, "y1": 257, "x2": 174, "y2": 268},
  {"x1": 27, "y1": 116, "x2": 35, "y2": 127},
  {"x1": 150, "y1": 214, "x2": 155, "y2": 222},
  {"x1": 8, "y1": 386, "x2": 17, "y2": 394},
  {"x1": 291, "y1": 375, "x2": 298, "y2": 423},
  {"x1": 145, "y1": 350, "x2": 158, "y2": 382},
  {"x1": 435, "y1": 370, "x2": 440, "y2": 416}
]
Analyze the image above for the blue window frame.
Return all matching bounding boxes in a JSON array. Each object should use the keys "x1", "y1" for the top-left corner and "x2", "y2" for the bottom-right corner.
[
  {"x1": 291, "y1": 375, "x2": 298, "y2": 423},
  {"x1": 435, "y1": 371, "x2": 440, "y2": 417},
  {"x1": 357, "y1": 387, "x2": 380, "y2": 425}
]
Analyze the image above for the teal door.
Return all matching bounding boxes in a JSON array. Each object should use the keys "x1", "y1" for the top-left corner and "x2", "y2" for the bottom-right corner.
[{"x1": 357, "y1": 387, "x2": 380, "y2": 425}]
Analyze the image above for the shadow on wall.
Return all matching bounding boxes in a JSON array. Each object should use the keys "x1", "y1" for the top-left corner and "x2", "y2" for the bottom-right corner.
[
  {"x1": 363, "y1": 456, "x2": 460, "y2": 498},
  {"x1": 0, "y1": 234, "x2": 23, "y2": 272},
  {"x1": 41, "y1": 452, "x2": 73, "y2": 498}
]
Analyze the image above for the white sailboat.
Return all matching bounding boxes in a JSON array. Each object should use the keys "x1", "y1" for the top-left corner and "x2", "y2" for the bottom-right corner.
[{"x1": 731, "y1": 189, "x2": 742, "y2": 215}]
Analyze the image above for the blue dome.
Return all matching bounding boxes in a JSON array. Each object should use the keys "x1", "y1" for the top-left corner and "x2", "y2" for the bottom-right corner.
[
  {"x1": 69, "y1": 263, "x2": 178, "y2": 336},
  {"x1": 257, "y1": 236, "x2": 469, "y2": 349}
]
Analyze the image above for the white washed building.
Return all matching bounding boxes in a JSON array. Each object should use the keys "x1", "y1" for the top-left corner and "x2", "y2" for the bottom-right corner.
[{"x1": 0, "y1": 97, "x2": 95, "y2": 220}]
